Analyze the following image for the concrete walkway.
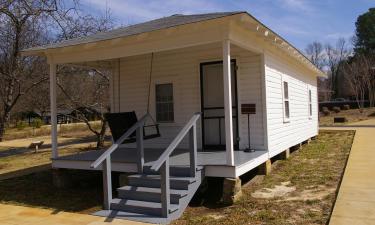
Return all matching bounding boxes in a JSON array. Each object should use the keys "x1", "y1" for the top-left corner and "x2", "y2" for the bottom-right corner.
[
  {"x1": 322, "y1": 119, "x2": 375, "y2": 225},
  {"x1": 0, "y1": 203, "x2": 147, "y2": 225}
]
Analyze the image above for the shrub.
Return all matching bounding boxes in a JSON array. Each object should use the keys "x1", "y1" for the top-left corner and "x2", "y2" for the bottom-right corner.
[
  {"x1": 15, "y1": 121, "x2": 28, "y2": 130},
  {"x1": 332, "y1": 107, "x2": 341, "y2": 113},
  {"x1": 342, "y1": 105, "x2": 350, "y2": 110},
  {"x1": 31, "y1": 118, "x2": 43, "y2": 128},
  {"x1": 322, "y1": 109, "x2": 330, "y2": 116}
]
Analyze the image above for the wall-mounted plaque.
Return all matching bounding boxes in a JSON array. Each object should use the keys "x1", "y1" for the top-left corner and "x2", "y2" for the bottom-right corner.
[{"x1": 241, "y1": 104, "x2": 256, "y2": 114}]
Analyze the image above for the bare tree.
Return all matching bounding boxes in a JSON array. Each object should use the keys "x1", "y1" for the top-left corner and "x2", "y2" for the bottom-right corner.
[
  {"x1": 305, "y1": 41, "x2": 332, "y2": 101},
  {"x1": 52, "y1": 7, "x2": 114, "y2": 148},
  {"x1": 342, "y1": 54, "x2": 373, "y2": 109},
  {"x1": 360, "y1": 55, "x2": 375, "y2": 107},
  {"x1": 0, "y1": 0, "x2": 69, "y2": 141},
  {"x1": 57, "y1": 66, "x2": 110, "y2": 148},
  {"x1": 305, "y1": 41, "x2": 325, "y2": 70},
  {"x1": 325, "y1": 38, "x2": 351, "y2": 98},
  {"x1": 0, "y1": 0, "x2": 114, "y2": 142}
]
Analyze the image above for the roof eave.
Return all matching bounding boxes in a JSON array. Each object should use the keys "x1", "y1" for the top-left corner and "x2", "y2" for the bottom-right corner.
[
  {"x1": 21, "y1": 48, "x2": 46, "y2": 57},
  {"x1": 20, "y1": 11, "x2": 327, "y2": 77},
  {"x1": 238, "y1": 12, "x2": 327, "y2": 78}
]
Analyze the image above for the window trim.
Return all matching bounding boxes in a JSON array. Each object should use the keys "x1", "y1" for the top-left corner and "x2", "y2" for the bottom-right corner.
[
  {"x1": 282, "y1": 77, "x2": 290, "y2": 123},
  {"x1": 155, "y1": 83, "x2": 174, "y2": 123},
  {"x1": 308, "y1": 86, "x2": 312, "y2": 119}
]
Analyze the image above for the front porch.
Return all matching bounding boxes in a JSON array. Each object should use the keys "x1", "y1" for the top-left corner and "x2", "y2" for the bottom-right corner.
[
  {"x1": 26, "y1": 12, "x2": 277, "y2": 223},
  {"x1": 52, "y1": 148, "x2": 268, "y2": 178},
  {"x1": 19, "y1": 10, "x2": 324, "y2": 223}
]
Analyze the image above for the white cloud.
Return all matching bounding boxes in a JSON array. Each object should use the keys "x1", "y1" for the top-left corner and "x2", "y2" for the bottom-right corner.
[
  {"x1": 276, "y1": 0, "x2": 315, "y2": 13},
  {"x1": 82, "y1": 0, "x2": 225, "y2": 24},
  {"x1": 79, "y1": 0, "x2": 352, "y2": 51},
  {"x1": 325, "y1": 32, "x2": 354, "y2": 40},
  {"x1": 276, "y1": 24, "x2": 309, "y2": 36}
]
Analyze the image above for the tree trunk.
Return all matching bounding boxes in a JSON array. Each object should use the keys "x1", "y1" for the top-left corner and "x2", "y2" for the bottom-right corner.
[
  {"x1": 0, "y1": 120, "x2": 5, "y2": 142},
  {"x1": 96, "y1": 120, "x2": 107, "y2": 148},
  {"x1": 0, "y1": 110, "x2": 11, "y2": 142}
]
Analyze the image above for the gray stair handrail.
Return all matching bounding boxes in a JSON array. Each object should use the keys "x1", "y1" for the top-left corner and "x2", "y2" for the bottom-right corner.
[
  {"x1": 90, "y1": 113, "x2": 149, "y2": 210},
  {"x1": 150, "y1": 112, "x2": 200, "y2": 218},
  {"x1": 90, "y1": 114, "x2": 148, "y2": 169}
]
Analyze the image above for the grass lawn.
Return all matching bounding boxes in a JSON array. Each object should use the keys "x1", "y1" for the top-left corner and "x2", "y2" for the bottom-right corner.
[
  {"x1": 319, "y1": 107, "x2": 375, "y2": 126},
  {"x1": 0, "y1": 170, "x2": 103, "y2": 213},
  {"x1": 174, "y1": 130, "x2": 354, "y2": 225},
  {"x1": 0, "y1": 130, "x2": 354, "y2": 224},
  {"x1": 0, "y1": 147, "x2": 88, "y2": 175},
  {"x1": 3, "y1": 121, "x2": 104, "y2": 141},
  {"x1": 0, "y1": 136, "x2": 109, "y2": 175}
]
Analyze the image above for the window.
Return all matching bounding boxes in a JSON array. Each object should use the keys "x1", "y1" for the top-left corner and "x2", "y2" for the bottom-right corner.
[
  {"x1": 282, "y1": 81, "x2": 290, "y2": 121},
  {"x1": 155, "y1": 83, "x2": 174, "y2": 122},
  {"x1": 308, "y1": 88, "x2": 312, "y2": 118}
]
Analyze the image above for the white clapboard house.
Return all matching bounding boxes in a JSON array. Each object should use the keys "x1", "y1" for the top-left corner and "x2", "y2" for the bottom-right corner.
[{"x1": 22, "y1": 11, "x2": 325, "y2": 224}]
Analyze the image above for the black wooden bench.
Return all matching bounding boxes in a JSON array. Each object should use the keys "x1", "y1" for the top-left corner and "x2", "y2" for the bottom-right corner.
[{"x1": 105, "y1": 111, "x2": 160, "y2": 144}]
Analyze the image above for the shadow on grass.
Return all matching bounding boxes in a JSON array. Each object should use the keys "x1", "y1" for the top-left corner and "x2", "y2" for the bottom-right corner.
[
  {"x1": 190, "y1": 168, "x2": 260, "y2": 210},
  {"x1": 0, "y1": 164, "x2": 51, "y2": 181},
  {"x1": 0, "y1": 169, "x2": 103, "y2": 213}
]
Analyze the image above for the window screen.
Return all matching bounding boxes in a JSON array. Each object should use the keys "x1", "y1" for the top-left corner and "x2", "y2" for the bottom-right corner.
[
  {"x1": 156, "y1": 83, "x2": 174, "y2": 122},
  {"x1": 308, "y1": 89, "x2": 312, "y2": 117},
  {"x1": 283, "y1": 81, "x2": 290, "y2": 119}
]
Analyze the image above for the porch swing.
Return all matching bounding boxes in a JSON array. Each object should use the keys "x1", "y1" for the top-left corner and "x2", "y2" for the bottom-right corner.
[{"x1": 105, "y1": 53, "x2": 161, "y2": 144}]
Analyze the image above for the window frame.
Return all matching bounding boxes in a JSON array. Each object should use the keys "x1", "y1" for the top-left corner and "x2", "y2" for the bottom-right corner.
[
  {"x1": 282, "y1": 77, "x2": 290, "y2": 123},
  {"x1": 308, "y1": 86, "x2": 313, "y2": 119},
  {"x1": 155, "y1": 83, "x2": 174, "y2": 123}
]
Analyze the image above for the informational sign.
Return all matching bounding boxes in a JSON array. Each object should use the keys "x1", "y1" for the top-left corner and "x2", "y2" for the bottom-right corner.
[{"x1": 241, "y1": 104, "x2": 256, "y2": 114}]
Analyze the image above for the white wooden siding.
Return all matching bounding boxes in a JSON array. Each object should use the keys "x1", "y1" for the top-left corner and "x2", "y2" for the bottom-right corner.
[
  {"x1": 264, "y1": 51, "x2": 318, "y2": 157},
  {"x1": 237, "y1": 53, "x2": 265, "y2": 149},
  {"x1": 112, "y1": 43, "x2": 265, "y2": 150}
]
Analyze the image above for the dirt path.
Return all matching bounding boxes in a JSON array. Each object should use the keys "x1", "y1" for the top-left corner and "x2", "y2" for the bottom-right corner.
[{"x1": 0, "y1": 203, "x2": 146, "y2": 225}]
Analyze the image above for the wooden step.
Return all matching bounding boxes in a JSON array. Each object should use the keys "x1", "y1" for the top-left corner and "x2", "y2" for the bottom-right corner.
[
  {"x1": 128, "y1": 174, "x2": 196, "y2": 190},
  {"x1": 110, "y1": 198, "x2": 179, "y2": 216},
  {"x1": 143, "y1": 165, "x2": 204, "y2": 177},
  {"x1": 117, "y1": 186, "x2": 188, "y2": 204}
]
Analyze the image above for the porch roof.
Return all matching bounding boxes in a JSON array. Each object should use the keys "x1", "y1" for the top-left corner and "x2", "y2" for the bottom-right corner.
[
  {"x1": 21, "y1": 11, "x2": 326, "y2": 77},
  {"x1": 22, "y1": 11, "x2": 243, "y2": 53}
]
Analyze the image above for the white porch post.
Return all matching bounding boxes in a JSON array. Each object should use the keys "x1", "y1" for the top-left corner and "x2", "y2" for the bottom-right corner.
[
  {"x1": 49, "y1": 63, "x2": 58, "y2": 159},
  {"x1": 223, "y1": 39, "x2": 234, "y2": 166}
]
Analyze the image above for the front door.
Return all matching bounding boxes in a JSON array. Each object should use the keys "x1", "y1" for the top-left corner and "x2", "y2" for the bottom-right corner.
[{"x1": 200, "y1": 60, "x2": 239, "y2": 150}]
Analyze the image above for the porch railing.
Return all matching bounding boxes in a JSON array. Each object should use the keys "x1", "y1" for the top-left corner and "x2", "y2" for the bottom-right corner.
[
  {"x1": 90, "y1": 113, "x2": 149, "y2": 210},
  {"x1": 150, "y1": 112, "x2": 201, "y2": 218}
]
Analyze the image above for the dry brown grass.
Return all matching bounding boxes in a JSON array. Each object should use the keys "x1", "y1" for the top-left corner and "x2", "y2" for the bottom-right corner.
[
  {"x1": 0, "y1": 147, "x2": 89, "y2": 175},
  {"x1": 0, "y1": 133, "x2": 108, "y2": 213},
  {"x1": 319, "y1": 107, "x2": 375, "y2": 126},
  {"x1": 0, "y1": 130, "x2": 354, "y2": 223},
  {"x1": 174, "y1": 130, "x2": 354, "y2": 225},
  {"x1": 3, "y1": 121, "x2": 104, "y2": 141},
  {"x1": 0, "y1": 134, "x2": 110, "y2": 175},
  {"x1": 0, "y1": 170, "x2": 103, "y2": 213}
]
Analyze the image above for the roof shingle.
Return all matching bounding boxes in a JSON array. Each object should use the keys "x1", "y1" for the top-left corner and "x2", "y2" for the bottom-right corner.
[{"x1": 23, "y1": 11, "x2": 245, "y2": 52}]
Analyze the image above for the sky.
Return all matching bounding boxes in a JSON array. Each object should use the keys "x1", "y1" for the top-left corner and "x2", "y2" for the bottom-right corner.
[{"x1": 79, "y1": 0, "x2": 374, "y2": 52}]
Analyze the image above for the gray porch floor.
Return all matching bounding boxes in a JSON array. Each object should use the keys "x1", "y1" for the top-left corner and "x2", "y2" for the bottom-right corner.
[{"x1": 54, "y1": 148, "x2": 267, "y2": 167}]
